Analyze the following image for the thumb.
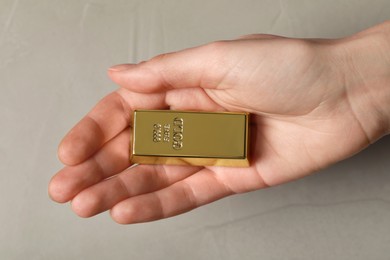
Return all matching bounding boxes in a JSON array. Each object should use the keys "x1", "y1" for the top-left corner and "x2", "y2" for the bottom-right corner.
[{"x1": 107, "y1": 42, "x2": 231, "y2": 93}]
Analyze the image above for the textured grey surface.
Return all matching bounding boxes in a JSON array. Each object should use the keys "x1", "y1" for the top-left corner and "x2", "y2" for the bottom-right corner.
[{"x1": 1, "y1": 0, "x2": 389, "y2": 259}]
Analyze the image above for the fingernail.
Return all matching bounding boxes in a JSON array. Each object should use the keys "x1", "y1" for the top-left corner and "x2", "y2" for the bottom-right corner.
[{"x1": 108, "y1": 64, "x2": 134, "y2": 72}]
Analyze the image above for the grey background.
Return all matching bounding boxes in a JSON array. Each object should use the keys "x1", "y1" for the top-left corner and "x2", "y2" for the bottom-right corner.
[{"x1": 1, "y1": 0, "x2": 390, "y2": 259}]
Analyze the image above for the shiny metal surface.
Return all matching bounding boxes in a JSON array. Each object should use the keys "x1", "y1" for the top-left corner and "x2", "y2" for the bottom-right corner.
[{"x1": 131, "y1": 110, "x2": 250, "y2": 166}]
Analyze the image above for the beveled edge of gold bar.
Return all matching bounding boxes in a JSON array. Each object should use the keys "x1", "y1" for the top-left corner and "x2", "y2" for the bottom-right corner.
[
  {"x1": 131, "y1": 155, "x2": 250, "y2": 167},
  {"x1": 130, "y1": 109, "x2": 250, "y2": 167},
  {"x1": 132, "y1": 109, "x2": 249, "y2": 116}
]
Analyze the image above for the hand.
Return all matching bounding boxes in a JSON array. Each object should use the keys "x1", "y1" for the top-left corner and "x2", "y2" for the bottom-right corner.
[{"x1": 49, "y1": 22, "x2": 390, "y2": 224}]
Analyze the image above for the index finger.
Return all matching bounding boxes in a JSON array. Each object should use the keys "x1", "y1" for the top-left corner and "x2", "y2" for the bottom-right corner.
[{"x1": 58, "y1": 89, "x2": 166, "y2": 166}]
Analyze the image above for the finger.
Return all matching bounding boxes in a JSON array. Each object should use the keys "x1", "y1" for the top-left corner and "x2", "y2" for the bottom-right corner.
[
  {"x1": 58, "y1": 90, "x2": 165, "y2": 165},
  {"x1": 110, "y1": 168, "x2": 234, "y2": 224},
  {"x1": 49, "y1": 128, "x2": 131, "y2": 203},
  {"x1": 58, "y1": 91, "x2": 129, "y2": 166},
  {"x1": 71, "y1": 164, "x2": 201, "y2": 218},
  {"x1": 107, "y1": 42, "x2": 234, "y2": 93},
  {"x1": 236, "y1": 33, "x2": 283, "y2": 40}
]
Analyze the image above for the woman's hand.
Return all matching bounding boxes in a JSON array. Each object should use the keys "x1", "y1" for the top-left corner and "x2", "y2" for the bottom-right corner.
[{"x1": 49, "y1": 22, "x2": 390, "y2": 224}]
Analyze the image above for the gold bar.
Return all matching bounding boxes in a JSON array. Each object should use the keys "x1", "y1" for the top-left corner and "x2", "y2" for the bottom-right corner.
[{"x1": 130, "y1": 110, "x2": 250, "y2": 167}]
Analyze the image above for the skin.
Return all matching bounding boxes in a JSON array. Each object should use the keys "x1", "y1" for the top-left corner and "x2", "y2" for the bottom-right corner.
[{"x1": 49, "y1": 21, "x2": 390, "y2": 224}]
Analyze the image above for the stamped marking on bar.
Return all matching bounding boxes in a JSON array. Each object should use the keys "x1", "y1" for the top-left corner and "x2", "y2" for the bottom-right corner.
[
  {"x1": 153, "y1": 123, "x2": 162, "y2": 142},
  {"x1": 173, "y1": 117, "x2": 184, "y2": 150},
  {"x1": 163, "y1": 124, "x2": 170, "y2": 142}
]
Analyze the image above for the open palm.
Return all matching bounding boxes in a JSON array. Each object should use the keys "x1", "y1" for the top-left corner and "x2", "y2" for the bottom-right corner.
[{"x1": 49, "y1": 35, "x2": 375, "y2": 224}]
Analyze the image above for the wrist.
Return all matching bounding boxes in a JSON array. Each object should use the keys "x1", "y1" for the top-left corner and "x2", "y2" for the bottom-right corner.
[{"x1": 335, "y1": 21, "x2": 390, "y2": 141}]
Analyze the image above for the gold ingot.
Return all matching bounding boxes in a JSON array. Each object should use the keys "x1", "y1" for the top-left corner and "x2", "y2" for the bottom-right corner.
[{"x1": 130, "y1": 110, "x2": 250, "y2": 167}]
